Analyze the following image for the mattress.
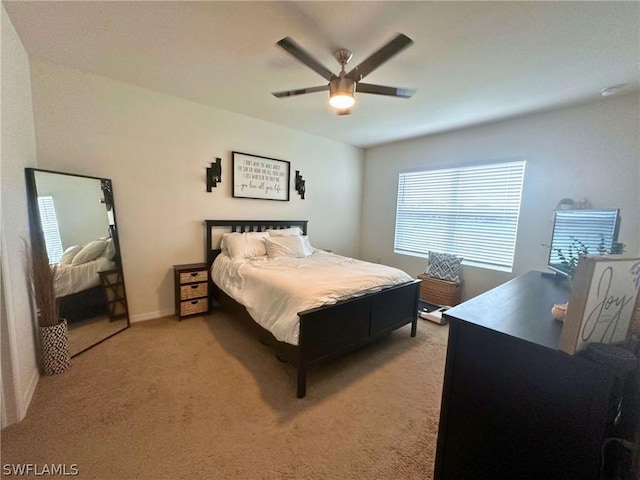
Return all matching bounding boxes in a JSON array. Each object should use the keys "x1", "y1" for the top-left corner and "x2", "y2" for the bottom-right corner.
[
  {"x1": 54, "y1": 256, "x2": 115, "y2": 298},
  {"x1": 211, "y1": 250, "x2": 413, "y2": 345}
]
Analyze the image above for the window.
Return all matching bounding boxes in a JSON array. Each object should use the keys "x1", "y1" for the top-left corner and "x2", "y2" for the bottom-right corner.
[
  {"x1": 394, "y1": 160, "x2": 526, "y2": 272},
  {"x1": 37, "y1": 196, "x2": 64, "y2": 265}
]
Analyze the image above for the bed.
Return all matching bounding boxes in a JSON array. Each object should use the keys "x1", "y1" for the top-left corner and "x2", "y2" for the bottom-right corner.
[
  {"x1": 55, "y1": 238, "x2": 117, "y2": 323},
  {"x1": 205, "y1": 219, "x2": 420, "y2": 398}
]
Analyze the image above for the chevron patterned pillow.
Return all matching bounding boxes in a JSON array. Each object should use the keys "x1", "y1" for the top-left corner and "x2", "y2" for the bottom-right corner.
[{"x1": 426, "y1": 252, "x2": 462, "y2": 282}]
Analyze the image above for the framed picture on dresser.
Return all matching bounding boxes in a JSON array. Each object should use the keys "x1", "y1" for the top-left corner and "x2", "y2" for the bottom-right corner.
[
  {"x1": 231, "y1": 151, "x2": 290, "y2": 201},
  {"x1": 560, "y1": 255, "x2": 640, "y2": 354}
]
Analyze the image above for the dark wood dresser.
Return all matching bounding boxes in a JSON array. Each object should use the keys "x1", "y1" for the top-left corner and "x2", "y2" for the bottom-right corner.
[{"x1": 434, "y1": 271, "x2": 618, "y2": 480}]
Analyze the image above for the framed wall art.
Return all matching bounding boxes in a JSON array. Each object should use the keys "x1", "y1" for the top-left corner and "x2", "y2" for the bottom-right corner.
[
  {"x1": 559, "y1": 255, "x2": 640, "y2": 354},
  {"x1": 232, "y1": 151, "x2": 290, "y2": 201}
]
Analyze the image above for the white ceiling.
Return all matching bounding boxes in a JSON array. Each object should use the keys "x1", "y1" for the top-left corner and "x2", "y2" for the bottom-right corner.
[{"x1": 4, "y1": 1, "x2": 639, "y2": 148}]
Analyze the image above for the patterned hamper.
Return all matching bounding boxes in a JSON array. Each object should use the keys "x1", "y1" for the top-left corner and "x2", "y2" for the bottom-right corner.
[
  {"x1": 417, "y1": 274, "x2": 462, "y2": 307},
  {"x1": 40, "y1": 319, "x2": 70, "y2": 375}
]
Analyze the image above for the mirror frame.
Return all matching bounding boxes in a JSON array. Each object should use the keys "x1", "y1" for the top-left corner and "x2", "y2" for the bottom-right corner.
[{"x1": 25, "y1": 168, "x2": 130, "y2": 357}]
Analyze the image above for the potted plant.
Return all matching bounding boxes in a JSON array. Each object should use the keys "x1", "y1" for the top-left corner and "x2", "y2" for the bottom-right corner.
[
  {"x1": 23, "y1": 238, "x2": 69, "y2": 375},
  {"x1": 553, "y1": 235, "x2": 626, "y2": 279}
]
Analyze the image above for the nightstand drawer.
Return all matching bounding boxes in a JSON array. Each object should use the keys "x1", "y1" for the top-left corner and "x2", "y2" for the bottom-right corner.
[
  {"x1": 180, "y1": 298, "x2": 208, "y2": 316},
  {"x1": 180, "y1": 282, "x2": 208, "y2": 300},
  {"x1": 179, "y1": 270, "x2": 208, "y2": 284}
]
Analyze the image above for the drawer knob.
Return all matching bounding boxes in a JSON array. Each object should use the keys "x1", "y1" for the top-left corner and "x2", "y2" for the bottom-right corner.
[
  {"x1": 191, "y1": 285, "x2": 198, "y2": 289},
  {"x1": 190, "y1": 272, "x2": 198, "y2": 277},
  {"x1": 191, "y1": 300, "x2": 198, "y2": 305}
]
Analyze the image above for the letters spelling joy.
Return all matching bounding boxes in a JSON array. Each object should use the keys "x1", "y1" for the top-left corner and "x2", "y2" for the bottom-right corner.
[{"x1": 581, "y1": 266, "x2": 633, "y2": 343}]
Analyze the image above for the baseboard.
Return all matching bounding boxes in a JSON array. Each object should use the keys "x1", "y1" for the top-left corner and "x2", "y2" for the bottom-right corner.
[
  {"x1": 18, "y1": 367, "x2": 39, "y2": 422},
  {"x1": 129, "y1": 309, "x2": 174, "y2": 323}
]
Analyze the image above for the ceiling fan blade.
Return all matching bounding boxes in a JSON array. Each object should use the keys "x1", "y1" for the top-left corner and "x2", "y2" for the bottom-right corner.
[
  {"x1": 346, "y1": 33, "x2": 413, "y2": 82},
  {"x1": 277, "y1": 37, "x2": 335, "y2": 82},
  {"x1": 356, "y1": 83, "x2": 416, "y2": 98},
  {"x1": 272, "y1": 85, "x2": 329, "y2": 98}
]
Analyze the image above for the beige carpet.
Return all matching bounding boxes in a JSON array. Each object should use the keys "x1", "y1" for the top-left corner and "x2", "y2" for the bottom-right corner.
[
  {"x1": 1, "y1": 311, "x2": 449, "y2": 479},
  {"x1": 67, "y1": 314, "x2": 128, "y2": 357}
]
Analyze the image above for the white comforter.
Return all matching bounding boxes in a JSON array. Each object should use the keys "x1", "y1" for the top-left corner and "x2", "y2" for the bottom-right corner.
[
  {"x1": 211, "y1": 250, "x2": 413, "y2": 345},
  {"x1": 54, "y1": 257, "x2": 115, "y2": 298}
]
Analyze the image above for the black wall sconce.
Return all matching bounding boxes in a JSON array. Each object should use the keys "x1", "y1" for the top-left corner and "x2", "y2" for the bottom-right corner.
[
  {"x1": 100, "y1": 179, "x2": 113, "y2": 211},
  {"x1": 295, "y1": 170, "x2": 306, "y2": 199},
  {"x1": 207, "y1": 157, "x2": 222, "y2": 191}
]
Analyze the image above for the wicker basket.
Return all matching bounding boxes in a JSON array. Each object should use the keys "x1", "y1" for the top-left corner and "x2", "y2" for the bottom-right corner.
[
  {"x1": 179, "y1": 270, "x2": 208, "y2": 284},
  {"x1": 180, "y1": 298, "x2": 208, "y2": 316},
  {"x1": 180, "y1": 283, "x2": 208, "y2": 300},
  {"x1": 417, "y1": 274, "x2": 462, "y2": 306}
]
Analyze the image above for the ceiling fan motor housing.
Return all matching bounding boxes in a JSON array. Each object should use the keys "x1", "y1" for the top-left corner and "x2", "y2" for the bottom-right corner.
[
  {"x1": 329, "y1": 76, "x2": 355, "y2": 98},
  {"x1": 329, "y1": 76, "x2": 356, "y2": 110}
]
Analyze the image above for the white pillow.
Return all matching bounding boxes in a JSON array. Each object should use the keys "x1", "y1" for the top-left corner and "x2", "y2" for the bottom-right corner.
[
  {"x1": 265, "y1": 236, "x2": 310, "y2": 258},
  {"x1": 104, "y1": 238, "x2": 116, "y2": 260},
  {"x1": 222, "y1": 232, "x2": 269, "y2": 259},
  {"x1": 266, "y1": 227, "x2": 302, "y2": 237},
  {"x1": 59, "y1": 245, "x2": 83, "y2": 266},
  {"x1": 301, "y1": 235, "x2": 314, "y2": 255},
  {"x1": 71, "y1": 240, "x2": 108, "y2": 265}
]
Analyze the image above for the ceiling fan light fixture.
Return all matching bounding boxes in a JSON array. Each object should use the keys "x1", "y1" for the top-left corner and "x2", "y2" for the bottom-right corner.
[
  {"x1": 329, "y1": 77, "x2": 355, "y2": 109},
  {"x1": 329, "y1": 93, "x2": 355, "y2": 109}
]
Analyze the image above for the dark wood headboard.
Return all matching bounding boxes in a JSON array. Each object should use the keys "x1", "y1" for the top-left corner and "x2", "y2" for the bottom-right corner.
[{"x1": 204, "y1": 220, "x2": 308, "y2": 267}]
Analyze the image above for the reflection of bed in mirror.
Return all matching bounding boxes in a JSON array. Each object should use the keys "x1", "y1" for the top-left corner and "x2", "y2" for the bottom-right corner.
[
  {"x1": 25, "y1": 168, "x2": 130, "y2": 357},
  {"x1": 56, "y1": 238, "x2": 117, "y2": 322}
]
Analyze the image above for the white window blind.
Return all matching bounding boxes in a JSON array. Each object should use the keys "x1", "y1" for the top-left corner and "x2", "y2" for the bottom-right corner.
[
  {"x1": 37, "y1": 196, "x2": 64, "y2": 265},
  {"x1": 394, "y1": 160, "x2": 526, "y2": 272}
]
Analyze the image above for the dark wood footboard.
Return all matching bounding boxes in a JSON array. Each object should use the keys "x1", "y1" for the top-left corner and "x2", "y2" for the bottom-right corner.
[{"x1": 296, "y1": 279, "x2": 420, "y2": 397}]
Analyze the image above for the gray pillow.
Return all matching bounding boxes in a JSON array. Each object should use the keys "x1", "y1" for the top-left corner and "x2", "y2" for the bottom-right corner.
[{"x1": 426, "y1": 252, "x2": 462, "y2": 282}]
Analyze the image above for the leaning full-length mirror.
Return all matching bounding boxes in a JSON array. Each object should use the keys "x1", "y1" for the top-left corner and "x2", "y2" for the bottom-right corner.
[{"x1": 25, "y1": 168, "x2": 129, "y2": 357}]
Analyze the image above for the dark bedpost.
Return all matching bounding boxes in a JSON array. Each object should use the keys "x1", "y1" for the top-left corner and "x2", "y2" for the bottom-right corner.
[
  {"x1": 297, "y1": 368, "x2": 307, "y2": 398},
  {"x1": 411, "y1": 280, "x2": 419, "y2": 337}
]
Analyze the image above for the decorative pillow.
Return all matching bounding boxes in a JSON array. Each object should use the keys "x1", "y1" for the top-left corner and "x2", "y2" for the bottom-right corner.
[
  {"x1": 222, "y1": 232, "x2": 269, "y2": 259},
  {"x1": 59, "y1": 245, "x2": 83, "y2": 266},
  {"x1": 266, "y1": 227, "x2": 302, "y2": 237},
  {"x1": 265, "y1": 236, "x2": 310, "y2": 258},
  {"x1": 426, "y1": 251, "x2": 462, "y2": 282},
  {"x1": 71, "y1": 240, "x2": 108, "y2": 265}
]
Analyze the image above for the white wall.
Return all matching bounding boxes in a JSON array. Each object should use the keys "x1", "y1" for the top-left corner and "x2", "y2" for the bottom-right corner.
[
  {"x1": 0, "y1": 5, "x2": 40, "y2": 427},
  {"x1": 29, "y1": 60, "x2": 364, "y2": 322},
  {"x1": 362, "y1": 95, "x2": 640, "y2": 300}
]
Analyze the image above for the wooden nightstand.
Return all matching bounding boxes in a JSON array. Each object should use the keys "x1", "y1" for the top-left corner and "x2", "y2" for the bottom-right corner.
[
  {"x1": 173, "y1": 263, "x2": 209, "y2": 320},
  {"x1": 98, "y1": 268, "x2": 128, "y2": 321}
]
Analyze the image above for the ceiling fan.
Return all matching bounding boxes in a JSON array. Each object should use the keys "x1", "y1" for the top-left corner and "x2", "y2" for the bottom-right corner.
[{"x1": 272, "y1": 33, "x2": 416, "y2": 115}]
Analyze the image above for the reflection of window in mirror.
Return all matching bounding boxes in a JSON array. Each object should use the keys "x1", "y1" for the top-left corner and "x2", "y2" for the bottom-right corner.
[{"x1": 37, "y1": 196, "x2": 63, "y2": 264}]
